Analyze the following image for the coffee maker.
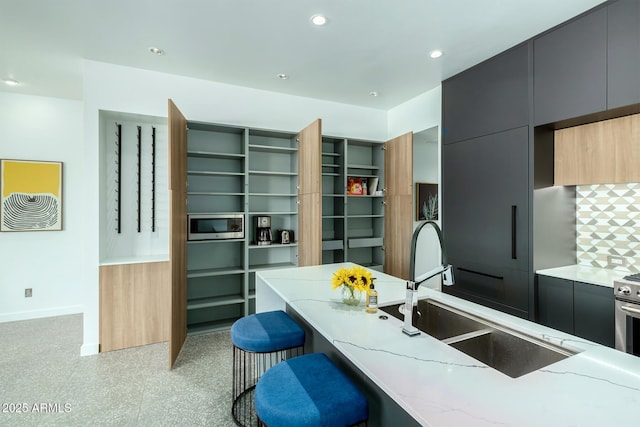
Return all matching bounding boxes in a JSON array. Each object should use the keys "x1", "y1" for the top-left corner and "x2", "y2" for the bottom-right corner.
[{"x1": 256, "y1": 216, "x2": 272, "y2": 245}]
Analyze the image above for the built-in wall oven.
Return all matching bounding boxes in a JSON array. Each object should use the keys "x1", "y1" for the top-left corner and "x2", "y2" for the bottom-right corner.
[{"x1": 614, "y1": 275, "x2": 640, "y2": 356}]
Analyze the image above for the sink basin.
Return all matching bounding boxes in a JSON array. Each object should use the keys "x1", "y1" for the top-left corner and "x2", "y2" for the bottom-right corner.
[
  {"x1": 380, "y1": 299, "x2": 576, "y2": 378},
  {"x1": 381, "y1": 298, "x2": 487, "y2": 340}
]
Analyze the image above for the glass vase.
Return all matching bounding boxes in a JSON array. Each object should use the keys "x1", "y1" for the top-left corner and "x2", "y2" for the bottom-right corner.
[{"x1": 341, "y1": 286, "x2": 362, "y2": 306}]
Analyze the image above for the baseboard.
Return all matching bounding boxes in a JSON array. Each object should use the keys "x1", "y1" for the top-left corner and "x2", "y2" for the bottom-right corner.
[
  {"x1": 0, "y1": 305, "x2": 83, "y2": 324},
  {"x1": 81, "y1": 343, "x2": 100, "y2": 356}
]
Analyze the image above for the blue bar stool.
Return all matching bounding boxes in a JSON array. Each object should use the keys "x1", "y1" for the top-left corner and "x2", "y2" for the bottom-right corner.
[
  {"x1": 255, "y1": 353, "x2": 369, "y2": 427},
  {"x1": 231, "y1": 310, "x2": 305, "y2": 427}
]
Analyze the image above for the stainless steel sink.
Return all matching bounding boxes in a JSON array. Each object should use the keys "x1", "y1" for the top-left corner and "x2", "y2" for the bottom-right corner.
[
  {"x1": 381, "y1": 298, "x2": 487, "y2": 340},
  {"x1": 380, "y1": 299, "x2": 576, "y2": 378}
]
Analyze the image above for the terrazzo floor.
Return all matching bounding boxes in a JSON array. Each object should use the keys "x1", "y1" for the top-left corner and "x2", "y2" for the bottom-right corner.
[{"x1": 0, "y1": 314, "x2": 236, "y2": 426}]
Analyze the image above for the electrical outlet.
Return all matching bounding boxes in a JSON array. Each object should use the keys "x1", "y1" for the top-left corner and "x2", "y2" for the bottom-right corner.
[
  {"x1": 608, "y1": 255, "x2": 626, "y2": 267},
  {"x1": 25, "y1": 288, "x2": 32, "y2": 298}
]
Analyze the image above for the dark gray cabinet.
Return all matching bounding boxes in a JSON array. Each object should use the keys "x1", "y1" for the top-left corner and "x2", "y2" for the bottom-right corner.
[
  {"x1": 537, "y1": 275, "x2": 614, "y2": 347},
  {"x1": 607, "y1": 0, "x2": 640, "y2": 110},
  {"x1": 443, "y1": 126, "x2": 529, "y2": 317},
  {"x1": 442, "y1": 43, "x2": 529, "y2": 144},
  {"x1": 533, "y1": 8, "x2": 607, "y2": 125},
  {"x1": 574, "y1": 280, "x2": 615, "y2": 348},
  {"x1": 537, "y1": 276, "x2": 574, "y2": 334}
]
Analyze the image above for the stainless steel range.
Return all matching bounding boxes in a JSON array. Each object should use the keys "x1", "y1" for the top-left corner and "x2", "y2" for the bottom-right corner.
[{"x1": 614, "y1": 274, "x2": 640, "y2": 355}]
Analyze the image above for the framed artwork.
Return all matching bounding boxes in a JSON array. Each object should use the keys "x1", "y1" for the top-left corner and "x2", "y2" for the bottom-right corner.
[
  {"x1": 1, "y1": 159, "x2": 63, "y2": 231},
  {"x1": 416, "y1": 182, "x2": 438, "y2": 221}
]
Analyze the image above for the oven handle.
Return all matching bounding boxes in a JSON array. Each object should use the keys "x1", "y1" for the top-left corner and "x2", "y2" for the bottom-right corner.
[{"x1": 620, "y1": 304, "x2": 640, "y2": 318}]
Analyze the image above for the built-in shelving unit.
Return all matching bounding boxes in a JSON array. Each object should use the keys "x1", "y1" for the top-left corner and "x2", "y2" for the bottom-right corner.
[
  {"x1": 319, "y1": 137, "x2": 384, "y2": 269},
  {"x1": 321, "y1": 137, "x2": 346, "y2": 264},
  {"x1": 184, "y1": 124, "x2": 300, "y2": 334},
  {"x1": 186, "y1": 123, "x2": 247, "y2": 334},
  {"x1": 344, "y1": 139, "x2": 385, "y2": 271},
  {"x1": 247, "y1": 129, "x2": 299, "y2": 313}
]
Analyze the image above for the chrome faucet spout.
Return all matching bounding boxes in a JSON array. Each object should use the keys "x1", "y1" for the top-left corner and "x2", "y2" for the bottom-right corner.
[{"x1": 402, "y1": 221, "x2": 455, "y2": 337}]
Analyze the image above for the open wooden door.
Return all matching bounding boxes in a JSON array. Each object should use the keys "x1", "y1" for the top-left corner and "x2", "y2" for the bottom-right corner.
[
  {"x1": 297, "y1": 119, "x2": 322, "y2": 266},
  {"x1": 384, "y1": 132, "x2": 413, "y2": 279},
  {"x1": 168, "y1": 99, "x2": 188, "y2": 368}
]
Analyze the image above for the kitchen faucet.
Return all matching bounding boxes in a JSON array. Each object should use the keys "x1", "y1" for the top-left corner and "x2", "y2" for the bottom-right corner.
[{"x1": 402, "y1": 220, "x2": 454, "y2": 336}]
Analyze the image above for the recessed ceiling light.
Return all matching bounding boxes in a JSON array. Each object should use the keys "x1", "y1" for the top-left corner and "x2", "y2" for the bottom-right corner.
[
  {"x1": 4, "y1": 78, "x2": 20, "y2": 86},
  {"x1": 429, "y1": 50, "x2": 444, "y2": 59},
  {"x1": 278, "y1": 74, "x2": 289, "y2": 80},
  {"x1": 369, "y1": 91, "x2": 379, "y2": 97},
  {"x1": 148, "y1": 47, "x2": 165, "y2": 56},
  {"x1": 311, "y1": 14, "x2": 328, "y2": 26}
]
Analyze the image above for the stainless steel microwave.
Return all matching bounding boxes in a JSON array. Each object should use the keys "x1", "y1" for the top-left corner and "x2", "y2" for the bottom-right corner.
[{"x1": 187, "y1": 213, "x2": 245, "y2": 241}]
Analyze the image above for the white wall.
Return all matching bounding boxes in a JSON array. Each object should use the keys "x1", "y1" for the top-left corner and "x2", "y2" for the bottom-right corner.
[
  {"x1": 0, "y1": 92, "x2": 84, "y2": 321},
  {"x1": 388, "y1": 87, "x2": 443, "y2": 289},
  {"x1": 81, "y1": 60, "x2": 389, "y2": 355}
]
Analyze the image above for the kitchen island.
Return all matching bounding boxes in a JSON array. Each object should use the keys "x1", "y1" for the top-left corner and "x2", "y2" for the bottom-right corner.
[{"x1": 256, "y1": 263, "x2": 640, "y2": 427}]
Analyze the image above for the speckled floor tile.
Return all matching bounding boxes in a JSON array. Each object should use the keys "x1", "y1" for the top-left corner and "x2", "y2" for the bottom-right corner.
[{"x1": 0, "y1": 315, "x2": 236, "y2": 427}]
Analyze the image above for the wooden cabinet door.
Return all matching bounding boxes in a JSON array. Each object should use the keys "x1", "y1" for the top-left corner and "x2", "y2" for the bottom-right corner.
[
  {"x1": 384, "y1": 132, "x2": 413, "y2": 279},
  {"x1": 554, "y1": 113, "x2": 640, "y2": 185},
  {"x1": 298, "y1": 119, "x2": 322, "y2": 266},
  {"x1": 168, "y1": 99, "x2": 188, "y2": 369},
  {"x1": 100, "y1": 262, "x2": 170, "y2": 352}
]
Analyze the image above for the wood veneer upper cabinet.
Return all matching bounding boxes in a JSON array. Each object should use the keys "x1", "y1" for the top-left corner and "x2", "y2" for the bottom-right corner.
[
  {"x1": 99, "y1": 262, "x2": 170, "y2": 352},
  {"x1": 554, "y1": 113, "x2": 640, "y2": 185},
  {"x1": 384, "y1": 132, "x2": 413, "y2": 280},
  {"x1": 168, "y1": 99, "x2": 188, "y2": 369},
  {"x1": 298, "y1": 119, "x2": 322, "y2": 266}
]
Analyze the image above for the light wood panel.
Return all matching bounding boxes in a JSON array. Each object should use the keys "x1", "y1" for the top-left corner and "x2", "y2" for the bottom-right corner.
[
  {"x1": 298, "y1": 119, "x2": 322, "y2": 266},
  {"x1": 384, "y1": 194, "x2": 413, "y2": 280},
  {"x1": 168, "y1": 99, "x2": 188, "y2": 369},
  {"x1": 555, "y1": 113, "x2": 640, "y2": 185},
  {"x1": 99, "y1": 261, "x2": 170, "y2": 352},
  {"x1": 384, "y1": 132, "x2": 413, "y2": 279},
  {"x1": 298, "y1": 119, "x2": 322, "y2": 195},
  {"x1": 298, "y1": 193, "x2": 322, "y2": 266},
  {"x1": 384, "y1": 132, "x2": 414, "y2": 196}
]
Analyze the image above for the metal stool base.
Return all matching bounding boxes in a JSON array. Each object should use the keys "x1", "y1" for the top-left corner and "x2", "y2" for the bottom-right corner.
[{"x1": 232, "y1": 345, "x2": 304, "y2": 427}]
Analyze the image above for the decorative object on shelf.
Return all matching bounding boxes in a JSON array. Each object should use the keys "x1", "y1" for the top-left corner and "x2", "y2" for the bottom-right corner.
[
  {"x1": 368, "y1": 177, "x2": 379, "y2": 195},
  {"x1": 331, "y1": 265, "x2": 374, "y2": 306},
  {"x1": 416, "y1": 182, "x2": 438, "y2": 220},
  {"x1": 0, "y1": 159, "x2": 63, "y2": 231},
  {"x1": 347, "y1": 176, "x2": 364, "y2": 195},
  {"x1": 115, "y1": 122, "x2": 121, "y2": 233}
]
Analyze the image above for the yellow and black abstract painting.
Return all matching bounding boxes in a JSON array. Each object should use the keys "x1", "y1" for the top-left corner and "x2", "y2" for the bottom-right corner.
[{"x1": 1, "y1": 159, "x2": 63, "y2": 231}]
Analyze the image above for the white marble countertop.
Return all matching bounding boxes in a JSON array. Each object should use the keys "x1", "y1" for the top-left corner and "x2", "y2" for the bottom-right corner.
[
  {"x1": 536, "y1": 264, "x2": 626, "y2": 288},
  {"x1": 257, "y1": 263, "x2": 640, "y2": 427},
  {"x1": 99, "y1": 255, "x2": 169, "y2": 266}
]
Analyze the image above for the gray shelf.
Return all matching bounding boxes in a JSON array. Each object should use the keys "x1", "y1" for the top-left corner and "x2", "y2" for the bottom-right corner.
[
  {"x1": 249, "y1": 144, "x2": 298, "y2": 153},
  {"x1": 249, "y1": 170, "x2": 297, "y2": 176},
  {"x1": 187, "y1": 295, "x2": 245, "y2": 310},
  {"x1": 188, "y1": 170, "x2": 244, "y2": 176},
  {"x1": 187, "y1": 267, "x2": 244, "y2": 278},
  {"x1": 187, "y1": 151, "x2": 245, "y2": 159},
  {"x1": 249, "y1": 262, "x2": 297, "y2": 272}
]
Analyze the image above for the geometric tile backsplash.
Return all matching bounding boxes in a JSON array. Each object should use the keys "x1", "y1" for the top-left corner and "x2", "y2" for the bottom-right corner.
[{"x1": 576, "y1": 183, "x2": 640, "y2": 273}]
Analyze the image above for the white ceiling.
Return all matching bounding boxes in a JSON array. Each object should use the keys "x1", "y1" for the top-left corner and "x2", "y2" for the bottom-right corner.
[{"x1": 0, "y1": 0, "x2": 606, "y2": 110}]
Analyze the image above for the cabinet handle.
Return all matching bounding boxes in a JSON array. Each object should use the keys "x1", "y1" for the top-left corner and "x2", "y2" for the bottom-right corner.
[
  {"x1": 457, "y1": 267, "x2": 504, "y2": 281},
  {"x1": 511, "y1": 205, "x2": 517, "y2": 260}
]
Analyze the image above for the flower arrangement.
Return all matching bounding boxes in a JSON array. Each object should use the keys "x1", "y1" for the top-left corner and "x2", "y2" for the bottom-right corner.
[{"x1": 331, "y1": 266, "x2": 374, "y2": 306}]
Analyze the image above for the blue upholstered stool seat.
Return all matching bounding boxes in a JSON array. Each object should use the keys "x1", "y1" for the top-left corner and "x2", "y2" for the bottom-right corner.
[
  {"x1": 255, "y1": 353, "x2": 369, "y2": 427},
  {"x1": 230, "y1": 310, "x2": 305, "y2": 427},
  {"x1": 231, "y1": 310, "x2": 305, "y2": 352}
]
